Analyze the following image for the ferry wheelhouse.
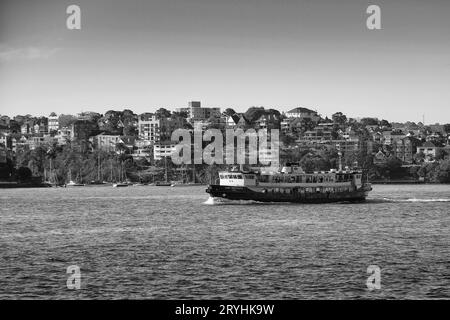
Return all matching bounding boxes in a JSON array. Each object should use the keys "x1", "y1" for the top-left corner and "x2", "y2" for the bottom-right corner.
[{"x1": 206, "y1": 163, "x2": 372, "y2": 203}]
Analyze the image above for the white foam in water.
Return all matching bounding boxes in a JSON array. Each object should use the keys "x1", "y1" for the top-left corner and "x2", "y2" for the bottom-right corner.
[
  {"x1": 381, "y1": 198, "x2": 450, "y2": 203},
  {"x1": 204, "y1": 197, "x2": 218, "y2": 205},
  {"x1": 403, "y1": 198, "x2": 450, "y2": 202},
  {"x1": 203, "y1": 197, "x2": 263, "y2": 205}
]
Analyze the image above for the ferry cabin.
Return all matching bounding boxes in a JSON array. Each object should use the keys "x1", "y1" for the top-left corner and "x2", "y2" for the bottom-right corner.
[{"x1": 218, "y1": 167, "x2": 364, "y2": 194}]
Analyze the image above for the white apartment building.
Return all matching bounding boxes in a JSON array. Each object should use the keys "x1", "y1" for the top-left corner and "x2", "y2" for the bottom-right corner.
[
  {"x1": 186, "y1": 101, "x2": 221, "y2": 122},
  {"x1": 92, "y1": 133, "x2": 122, "y2": 152},
  {"x1": 153, "y1": 143, "x2": 176, "y2": 160},
  {"x1": 48, "y1": 112, "x2": 59, "y2": 132},
  {"x1": 138, "y1": 113, "x2": 185, "y2": 143}
]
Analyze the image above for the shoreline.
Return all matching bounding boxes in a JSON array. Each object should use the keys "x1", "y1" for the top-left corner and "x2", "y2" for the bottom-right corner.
[{"x1": 0, "y1": 181, "x2": 52, "y2": 188}]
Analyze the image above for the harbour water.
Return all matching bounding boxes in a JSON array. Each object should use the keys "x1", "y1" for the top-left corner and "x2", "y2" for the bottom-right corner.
[{"x1": 0, "y1": 184, "x2": 449, "y2": 299}]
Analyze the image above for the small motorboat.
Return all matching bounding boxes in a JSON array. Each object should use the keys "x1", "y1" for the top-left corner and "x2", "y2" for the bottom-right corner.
[
  {"x1": 112, "y1": 182, "x2": 129, "y2": 188},
  {"x1": 66, "y1": 180, "x2": 85, "y2": 187}
]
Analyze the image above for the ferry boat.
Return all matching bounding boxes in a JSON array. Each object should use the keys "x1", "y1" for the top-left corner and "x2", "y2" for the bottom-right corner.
[{"x1": 206, "y1": 163, "x2": 372, "y2": 203}]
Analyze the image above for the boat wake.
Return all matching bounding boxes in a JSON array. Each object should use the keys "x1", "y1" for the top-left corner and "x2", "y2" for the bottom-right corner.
[
  {"x1": 367, "y1": 198, "x2": 450, "y2": 204},
  {"x1": 204, "y1": 197, "x2": 450, "y2": 205},
  {"x1": 203, "y1": 197, "x2": 284, "y2": 205}
]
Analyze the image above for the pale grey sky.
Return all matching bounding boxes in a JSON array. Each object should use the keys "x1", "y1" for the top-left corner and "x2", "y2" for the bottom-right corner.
[{"x1": 0, "y1": 0, "x2": 449, "y2": 123}]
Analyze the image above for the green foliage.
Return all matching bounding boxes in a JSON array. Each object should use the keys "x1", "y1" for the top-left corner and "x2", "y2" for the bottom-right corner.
[
  {"x1": 435, "y1": 160, "x2": 450, "y2": 183},
  {"x1": 360, "y1": 117, "x2": 379, "y2": 126},
  {"x1": 155, "y1": 108, "x2": 172, "y2": 119},
  {"x1": 332, "y1": 112, "x2": 347, "y2": 125},
  {"x1": 58, "y1": 114, "x2": 77, "y2": 128},
  {"x1": 16, "y1": 166, "x2": 32, "y2": 181}
]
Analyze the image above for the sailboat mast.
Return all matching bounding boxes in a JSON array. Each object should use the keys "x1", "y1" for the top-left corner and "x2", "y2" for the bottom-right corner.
[
  {"x1": 49, "y1": 158, "x2": 53, "y2": 184},
  {"x1": 165, "y1": 156, "x2": 168, "y2": 182}
]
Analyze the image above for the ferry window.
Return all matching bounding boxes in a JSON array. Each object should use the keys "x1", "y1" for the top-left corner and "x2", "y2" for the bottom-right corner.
[{"x1": 219, "y1": 175, "x2": 224, "y2": 179}]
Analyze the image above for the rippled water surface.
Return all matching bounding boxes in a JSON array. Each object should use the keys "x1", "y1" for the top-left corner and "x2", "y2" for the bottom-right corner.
[{"x1": 0, "y1": 184, "x2": 449, "y2": 299}]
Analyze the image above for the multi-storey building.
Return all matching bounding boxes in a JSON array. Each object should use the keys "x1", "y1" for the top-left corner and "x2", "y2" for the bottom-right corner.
[
  {"x1": 186, "y1": 101, "x2": 221, "y2": 122},
  {"x1": 417, "y1": 141, "x2": 441, "y2": 162},
  {"x1": 393, "y1": 136, "x2": 421, "y2": 164},
  {"x1": 138, "y1": 113, "x2": 185, "y2": 143},
  {"x1": 92, "y1": 133, "x2": 122, "y2": 152},
  {"x1": 382, "y1": 130, "x2": 406, "y2": 145},
  {"x1": 48, "y1": 112, "x2": 59, "y2": 132},
  {"x1": 302, "y1": 126, "x2": 333, "y2": 141},
  {"x1": 153, "y1": 142, "x2": 176, "y2": 160}
]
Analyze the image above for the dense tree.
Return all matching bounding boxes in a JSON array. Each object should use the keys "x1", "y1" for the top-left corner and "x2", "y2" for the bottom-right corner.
[
  {"x1": 155, "y1": 108, "x2": 171, "y2": 119},
  {"x1": 16, "y1": 166, "x2": 32, "y2": 181},
  {"x1": 444, "y1": 124, "x2": 450, "y2": 134},
  {"x1": 360, "y1": 117, "x2": 379, "y2": 126},
  {"x1": 435, "y1": 160, "x2": 450, "y2": 183},
  {"x1": 332, "y1": 112, "x2": 347, "y2": 125},
  {"x1": 58, "y1": 114, "x2": 77, "y2": 128},
  {"x1": 244, "y1": 107, "x2": 266, "y2": 122},
  {"x1": 380, "y1": 119, "x2": 391, "y2": 128}
]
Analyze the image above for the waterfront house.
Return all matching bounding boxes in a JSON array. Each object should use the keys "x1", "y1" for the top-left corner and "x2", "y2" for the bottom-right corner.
[
  {"x1": 416, "y1": 141, "x2": 441, "y2": 162},
  {"x1": 91, "y1": 133, "x2": 122, "y2": 153},
  {"x1": 393, "y1": 136, "x2": 421, "y2": 164},
  {"x1": 373, "y1": 149, "x2": 388, "y2": 165}
]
